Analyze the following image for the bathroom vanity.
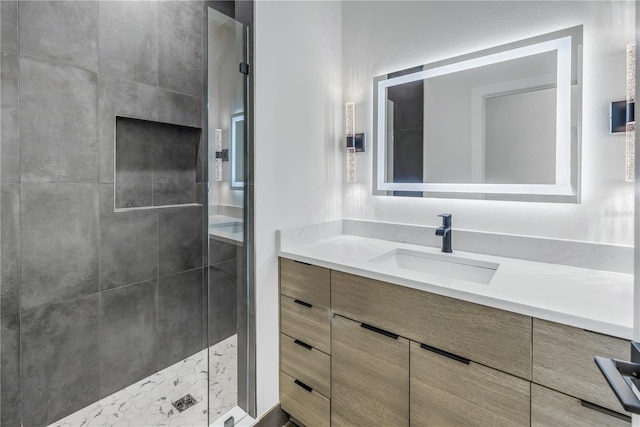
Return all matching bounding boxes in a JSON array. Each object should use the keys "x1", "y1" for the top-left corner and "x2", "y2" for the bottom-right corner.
[{"x1": 277, "y1": 222, "x2": 633, "y2": 427}]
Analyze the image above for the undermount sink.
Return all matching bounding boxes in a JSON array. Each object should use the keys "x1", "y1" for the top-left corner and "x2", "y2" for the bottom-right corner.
[
  {"x1": 370, "y1": 248, "x2": 499, "y2": 285},
  {"x1": 210, "y1": 221, "x2": 243, "y2": 234}
]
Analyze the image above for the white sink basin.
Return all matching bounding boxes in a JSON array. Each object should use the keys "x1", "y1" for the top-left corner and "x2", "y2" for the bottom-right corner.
[
  {"x1": 370, "y1": 248, "x2": 499, "y2": 285},
  {"x1": 210, "y1": 221, "x2": 243, "y2": 234}
]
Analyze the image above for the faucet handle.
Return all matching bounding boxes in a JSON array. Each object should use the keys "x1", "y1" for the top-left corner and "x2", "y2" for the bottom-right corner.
[{"x1": 438, "y1": 213, "x2": 452, "y2": 227}]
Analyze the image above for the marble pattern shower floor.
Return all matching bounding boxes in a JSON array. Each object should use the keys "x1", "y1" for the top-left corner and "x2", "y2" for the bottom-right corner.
[{"x1": 48, "y1": 335, "x2": 237, "y2": 427}]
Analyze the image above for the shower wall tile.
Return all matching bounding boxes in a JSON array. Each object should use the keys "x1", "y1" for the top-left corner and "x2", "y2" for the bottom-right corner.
[
  {"x1": 209, "y1": 267, "x2": 237, "y2": 345},
  {"x1": 153, "y1": 124, "x2": 198, "y2": 206},
  {"x1": 0, "y1": 0, "x2": 17, "y2": 53},
  {"x1": 158, "y1": 1, "x2": 203, "y2": 97},
  {"x1": 99, "y1": 0, "x2": 158, "y2": 86},
  {"x1": 100, "y1": 280, "x2": 158, "y2": 397},
  {"x1": 114, "y1": 118, "x2": 154, "y2": 208},
  {"x1": 1, "y1": 185, "x2": 20, "y2": 315},
  {"x1": 1, "y1": 52, "x2": 19, "y2": 183},
  {"x1": 158, "y1": 205, "x2": 203, "y2": 276},
  {"x1": 1, "y1": 314, "x2": 21, "y2": 427},
  {"x1": 20, "y1": 57, "x2": 98, "y2": 183},
  {"x1": 21, "y1": 294, "x2": 100, "y2": 427},
  {"x1": 97, "y1": 76, "x2": 157, "y2": 184},
  {"x1": 158, "y1": 89, "x2": 203, "y2": 128},
  {"x1": 99, "y1": 184, "x2": 158, "y2": 291},
  {"x1": 209, "y1": 240, "x2": 237, "y2": 266},
  {"x1": 19, "y1": 0, "x2": 98, "y2": 71},
  {"x1": 158, "y1": 268, "x2": 204, "y2": 369},
  {"x1": 20, "y1": 183, "x2": 99, "y2": 310}
]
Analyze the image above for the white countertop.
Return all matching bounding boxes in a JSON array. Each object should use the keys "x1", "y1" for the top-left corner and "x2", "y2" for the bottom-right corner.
[
  {"x1": 278, "y1": 233, "x2": 633, "y2": 339},
  {"x1": 209, "y1": 215, "x2": 243, "y2": 245}
]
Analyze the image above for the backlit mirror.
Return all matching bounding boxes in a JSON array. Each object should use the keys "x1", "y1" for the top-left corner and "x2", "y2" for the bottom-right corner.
[
  {"x1": 373, "y1": 26, "x2": 582, "y2": 202},
  {"x1": 230, "y1": 112, "x2": 244, "y2": 190}
]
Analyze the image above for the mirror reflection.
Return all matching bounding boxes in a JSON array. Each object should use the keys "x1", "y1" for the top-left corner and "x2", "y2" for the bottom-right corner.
[
  {"x1": 231, "y1": 112, "x2": 244, "y2": 190},
  {"x1": 374, "y1": 26, "x2": 582, "y2": 202}
]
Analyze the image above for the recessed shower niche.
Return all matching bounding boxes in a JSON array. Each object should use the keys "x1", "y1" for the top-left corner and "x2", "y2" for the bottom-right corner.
[{"x1": 114, "y1": 116, "x2": 202, "y2": 209}]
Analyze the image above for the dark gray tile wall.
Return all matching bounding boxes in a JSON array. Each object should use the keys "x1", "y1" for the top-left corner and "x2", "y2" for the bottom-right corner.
[
  {"x1": 20, "y1": 184, "x2": 100, "y2": 310},
  {"x1": 114, "y1": 118, "x2": 200, "y2": 208},
  {"x1": 158, "y1": 89, "x2": 203, "y2": 128},
  {"x1": 99, "y1": 184, "x2": 158, "y2": 291},
  {"x1": 100, "y1": 280, "x2": 158, "y2": 397},
  {"x1": 158, "y1": 1, "x2": 203, "y2": 97},
  {"x1": 97, "y1": 75, "x2": 158, "y2": 183},
  {"x1": 18, "y1": 0, "x2": 99, "y2": 71},
  {"x1": 0, "y1": 0, "x2": 18, "y2": 53},
  {"x1": 1, "y1": 313, "x2": 21, "y2": 427},
  {"x1": 158, "y1": 268, "x2": 205, "y2": 369},
  {"x1": 1, "y1": 185, "x2": 20, "y2": 315},
  {"x1": 98, "y1": 0, "x2": 158, "y2": 86},
  {"x1": 19, "y1": 57, "x2": 98, "y2": 183},
  {"x1": 1, "y1": 52, "x2": 19, "y2": 183},
  {"x1": 209, "y1": 239, "x2": 239, "y2": 344},
  {"x1": 115, "y1": 118, "x2": 154, "y2": 208},
  {"x1": 0, "y1": 1, "x2": 208, "y2": 425},
  {"x1": 159, "y1": 206, "x2": 204, "y2": 276},
  {"x1": 21, "y1": 294, "x2": 101, "y2": 427}
]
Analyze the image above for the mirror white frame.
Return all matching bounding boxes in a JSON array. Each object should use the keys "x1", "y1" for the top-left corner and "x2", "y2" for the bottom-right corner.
[
  {"x1": 230, "y1": 112, "x2": 244, "y2": 190},
  {"x1": 373, "y1": 26, "x2": 582, "y2": 202}
]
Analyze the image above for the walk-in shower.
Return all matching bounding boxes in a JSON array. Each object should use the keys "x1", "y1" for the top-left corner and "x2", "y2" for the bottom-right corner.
[{"x1": 0, "y1": 1, "x2": 254, "y2": 426}]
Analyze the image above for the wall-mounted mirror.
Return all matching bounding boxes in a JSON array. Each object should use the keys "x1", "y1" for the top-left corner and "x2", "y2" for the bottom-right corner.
[
  {"x1": 373, "y1": 26, "x2": 582, "y2": 202},
  {"x1": 231, "y1": 112, "x2": 244, "y2": 190}
]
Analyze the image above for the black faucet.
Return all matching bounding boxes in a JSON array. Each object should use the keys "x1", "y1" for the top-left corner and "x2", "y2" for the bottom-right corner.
[{"x1": 435, "y1": 214, "x2": 452, "y2": 253}]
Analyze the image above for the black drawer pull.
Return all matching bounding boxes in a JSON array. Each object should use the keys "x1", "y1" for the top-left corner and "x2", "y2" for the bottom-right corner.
[
  {"x1": 420, "y1": 343, "x2": 470, "y2": 365},
  {"x1": 293, "y1": 299, "x2": 312, "y2": 308},
  {"x1": 294, "y1": 379, "x2": 313, "y2": 392},
  {"x1": 293, "y1": 339, "x2": 312, "y2": 350},
  {"x1": 361, "y1": 323, "x2": 399, "y2": 340},
  {"x1": 293, "y1": 260, "x2": 312, "y2": 266},
  {"x1": 580, "y1": 400, "x2": 631, "y2": 422}
]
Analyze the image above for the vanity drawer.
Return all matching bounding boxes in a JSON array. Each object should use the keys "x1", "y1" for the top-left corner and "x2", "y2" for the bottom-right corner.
[
  {"x1": 531, "y1": 383, "x2": 630, "y2": 427},
  {"x1": 532, "y1": 319, "x2": 630, "y2": 415},
  {"x1": 280, "y1": 371, "x2": 330, "y2": 427},
  {"x1": 410, "y1": 341, "x2": 530, "y2": 427},
  {"x1": 280, "y1": 258, "x2": 330, "y2": 309},
  {"x1": 331, "y1": 271, "x2": 531, "y2": 379},
  {"x1": 280, "y1": 333, "x2": 331, "y2": 398},
  {"x1": 280, "y1": 295, "x2": 331, "y2": 354},
  {"x1": 332, "y1": 314, "x2": 409, "y2": 427}
]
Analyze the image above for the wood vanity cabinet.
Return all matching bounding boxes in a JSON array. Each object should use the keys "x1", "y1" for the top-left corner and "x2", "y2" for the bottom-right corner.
[
  {"x1": 532, "y1": 318, "x2": 631, "y2": 423},
  {"x1": 331, "y1": 270, "x2": 532, "y2": 379},
  {"x1": 279, "y1": 259, "x2": 332, "y2": 427},
  {"x1": 531, "y1": 384, "x2": 630, "y2": 427},
  {"x1": 331, "y1": 314, "x2": 409, "y2": 427},
  {"x1": 278, "y1": 257, "x2": 631, "y2": 427},
  {"x1": 410, "y1": 341, "x2": 530, "y2": 427}
]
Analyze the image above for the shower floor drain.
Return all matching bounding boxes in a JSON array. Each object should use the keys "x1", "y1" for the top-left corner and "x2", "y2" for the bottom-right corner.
[{"x1": 172, "y1": 394, "x2": 197, "y2": 413}]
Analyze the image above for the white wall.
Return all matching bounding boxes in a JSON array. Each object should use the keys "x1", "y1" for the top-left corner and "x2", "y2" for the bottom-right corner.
[
  {"x1": 343, "y1": 1, "x2": 635, "y2": 245},
  {"x1": 254, "y1": 0, "x2": 342, "y2": 417}
]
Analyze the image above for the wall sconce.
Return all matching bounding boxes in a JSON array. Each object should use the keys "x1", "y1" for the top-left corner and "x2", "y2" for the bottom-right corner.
[
  {"x1": 610, "y1": 42, "x2": 636, "y2": 182},
  {"x1": 626, "y1": 42, "x2": 635, "y2": 183},
  {"x1": 214, "y1": 129, "x2": 228, "y2": 182},
  {"x1": 345, "y1": 102, "x2": 366, "y2": 183}
]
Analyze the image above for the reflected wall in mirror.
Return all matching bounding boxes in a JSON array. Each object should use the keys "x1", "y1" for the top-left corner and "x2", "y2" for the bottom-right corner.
[
  {"x1": 373, "y1": 26, "x2": 582, "y2": 202},
  {"x1": 231, "y1": 112, "x2": 244, "y2": 190}
]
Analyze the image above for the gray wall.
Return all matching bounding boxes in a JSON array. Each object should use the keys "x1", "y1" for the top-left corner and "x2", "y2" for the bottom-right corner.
[{"x1": 0, "y1": 1, "x2": 208, "y2": 426}]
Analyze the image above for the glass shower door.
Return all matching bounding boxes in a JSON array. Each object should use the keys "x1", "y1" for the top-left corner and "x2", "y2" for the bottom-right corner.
[{"x1": 206, "y1": 6, "x2": 250, "y2": 425}]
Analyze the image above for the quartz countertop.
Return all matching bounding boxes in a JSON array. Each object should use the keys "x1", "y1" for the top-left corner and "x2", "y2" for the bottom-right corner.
[
  {"x1": 277, "y1": 232, "x2": 633, "y2": 339},
  {"x1": 209, "y1": 215, "x2": 243, "y2": 245}
]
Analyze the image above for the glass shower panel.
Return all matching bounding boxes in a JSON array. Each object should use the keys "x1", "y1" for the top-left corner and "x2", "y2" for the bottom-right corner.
[{"x1": 206, "y1": 7, "x2": 248, "y2": 424}]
